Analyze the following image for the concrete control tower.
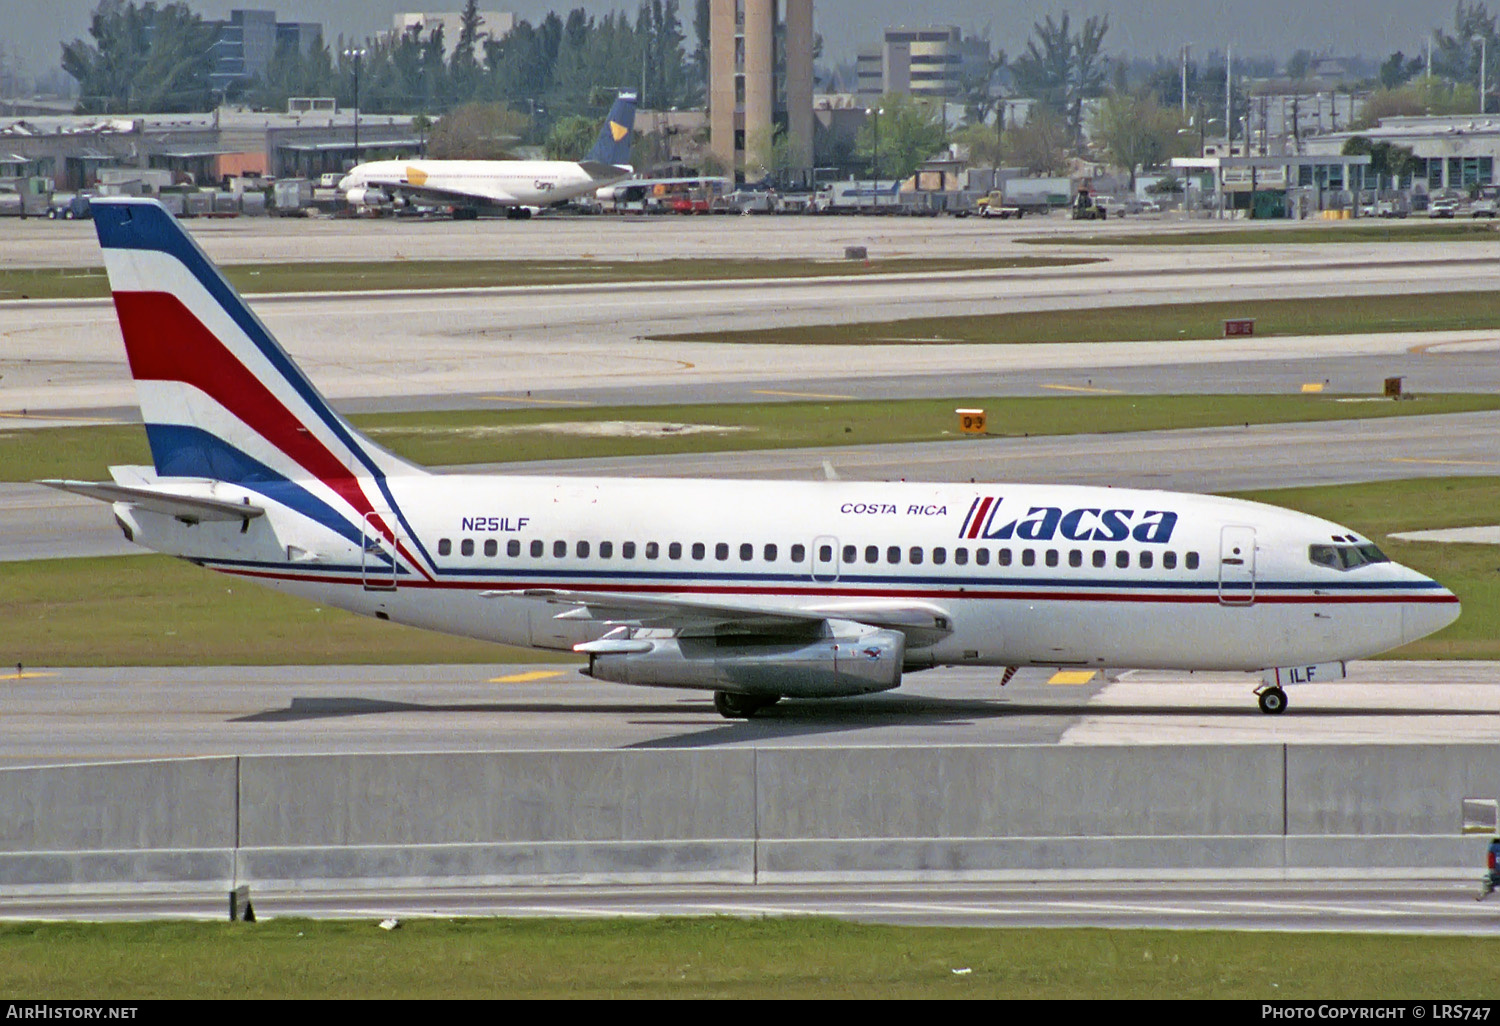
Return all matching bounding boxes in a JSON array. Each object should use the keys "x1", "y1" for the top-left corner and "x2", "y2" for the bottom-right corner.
[{"x1": 708, "y1": 0, "x2": 813, "y2": 184}]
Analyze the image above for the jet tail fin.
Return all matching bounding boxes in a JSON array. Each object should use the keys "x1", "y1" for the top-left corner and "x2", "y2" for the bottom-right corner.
[{"x1": 584, "y1": 91, "x2": 637, "y2": 167}]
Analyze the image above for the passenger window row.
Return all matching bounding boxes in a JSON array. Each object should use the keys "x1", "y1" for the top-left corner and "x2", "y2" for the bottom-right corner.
[{"x1": 434, "y1": 537, "x2": 1200, "y2": 571}]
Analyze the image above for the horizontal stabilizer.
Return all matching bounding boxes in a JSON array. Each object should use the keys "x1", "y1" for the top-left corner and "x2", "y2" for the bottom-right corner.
[
  {"x1": 39, "y1": 479, "x2": 265, "y2": 523},
  {"x1": 578, "y1": 160, "x2": 632, "y2": 181}
]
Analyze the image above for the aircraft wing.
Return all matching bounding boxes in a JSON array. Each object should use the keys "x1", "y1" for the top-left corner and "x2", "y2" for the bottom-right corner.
[
  {"x1": 489, "y1": 587, "x2": 952, "y2": 642},
  {"x1": 39, "y1": 479, "x2": 265, "y2": 523}
]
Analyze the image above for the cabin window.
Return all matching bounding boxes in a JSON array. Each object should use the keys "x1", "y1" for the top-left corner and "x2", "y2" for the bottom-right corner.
[
  {"x1": 691, "y1": 542, "x2": 706, "y2": 560},
  {"x1": 954, "y1": 548, "x2": 968, "y2": 565},
  {"x1": 1092, "y1": 550, "x2": 1105, "y2": 568},
  {"x1": 668, "y1": 542, "x2": 682, "y2": 559},
  {"x1": 438, "y1": 538, "x2": 452, "y2": 556},
  {"x1": 1116, "y1": 550, "x2": 1129, "y2": 569},
  {"x1": 814, "y1": 544, "x2": 830, "y2": 563},
  {"x1": 1186, "y1": 551, "x2": 1200, "y2": 570},
  {"x1": 909, "y1": 546, "x2": 924, "y2": 565},
  {"x1": 865, "y1": 545, "x2": 879, "y2": 563},
  {"x1": 978, "y1": 548, "x2": 992, "y2": 566},
  {"x1": 553, "y1": 540, "x2": 566, "y2": 558},
  {"x1": 508, "y1": 539, "x2": 520, "y2": 557},
  {"x1": 1044, "y1": 549, "x2": 1059, "y2": 568},
  {"x1": 764, "y1": 543, "x2": 778, "y2": 561},
  {"x1": 932, "y1": 547, "x2": 947, "y2": 565},
  {"x1": 623, "y1": 541, "x2": 637, "y2": 559},
  {"x1": 645, "y1": 542, "x2": 659, "y2": 559},
  {"x1": 740, "y1": 543, "x2": 753, "y2": 561},
  {"x1": 791, "y1": 544, "x2": 805, "y2": 562},
  {"x1": 887, "y1": 546, "x2": 902, "y2": 564},
  {"x1": 1163, "y1": 551, "x2": 1177, "y2": 569},
  {"x1": 843, "y1": 544, "x2": 857, "y2": 564},
  {"x1": 599, "y1": 541, "x2": 613, "y2": 559},
  {"x1": 531, "y1": 539, "x2": 544, "y2": 557},
  {"x1": 461, "y1": 539, "x2": 475, "y2": 557},
  {"x1": 711, "y1": 542, "x2": 725, "y2": 560},
  {"x1": 1021, "y1": 549, "x2": 1035, "y2": 567},
  {"x1": 576, "y1": 541, "x2": 590, "y2": 558},
  {"x1": 484, "y1": 539, "x2": 497, "y2": 557},
  {"x1": 1068, "y1": 549, "x2": 1082, "y2": 568},
  {"x1": 1139, "y1": 550, "x2": 1153, "y2": 569}
]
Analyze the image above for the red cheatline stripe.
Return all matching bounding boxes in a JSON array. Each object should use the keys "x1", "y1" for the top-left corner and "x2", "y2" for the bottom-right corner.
[{"x1": 967, "y1": 496, "x2": 994, "y2": 539}]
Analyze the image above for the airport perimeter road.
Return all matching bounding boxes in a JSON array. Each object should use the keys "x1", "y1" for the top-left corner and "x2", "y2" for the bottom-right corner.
[
  {"x1": 7, "y1": 880, "x2": 1498, "y2": 934},
  {"x1": 11, "y1": 411, "x2": 1500, "y2": 561},
  {"x1": 4, "y1": 250, "x2": 1500, "y2": 413},
  {"x1": 2, "y1": 661, "x2": 1497, "y2": 766}
]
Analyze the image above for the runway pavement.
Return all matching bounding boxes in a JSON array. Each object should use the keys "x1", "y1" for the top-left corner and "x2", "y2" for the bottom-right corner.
[
  {"x1": 7, "y1": 880, "x2": 1497, "y2": 934},
  {"x1": 3, "y1": 661, "x2": 1497, "y2": 766}
]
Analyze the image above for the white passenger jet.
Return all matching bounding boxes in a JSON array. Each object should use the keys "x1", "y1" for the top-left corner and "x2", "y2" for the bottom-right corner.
[
  {"x1": 45, "y1": 198, "x2": 1461, "y2": 717},
  {"x1": 338, "y1": 92, "x2": 636, "y2": 219}
]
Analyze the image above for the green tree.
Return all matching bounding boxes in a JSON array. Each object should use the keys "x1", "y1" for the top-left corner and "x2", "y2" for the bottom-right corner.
[
  {"x1": 854, "y1": 93, "x2": 947, "y2": 180},
  {"x1": 427, "y1": 102, "x2": 529, "y2": 158},
  {"x1": 1010, "y1": 11, "x2": 1109, "y2": 144},
  {"x1": 62, "y1": 0, "x2": 216, "y2": 113},
  {"x1": 1002, "y1": 104, "x2": 1070, "y2": 175},
  {"x1": 246, "y1": 34, "x2": 335, "y2": 111},
  {"x1": 448, "y1": 0, "x2": 484, "y2": 103},
  {"x1": 952, "y1": 122, "x2": 1004, "y2": 168},
  {"x1": 1342, "y1": 135, "x2": 1420, "y2": 190},
  {"x1": 1091, "y1": 91, "x2": 1190, "y2": 189},
  {"x1": 544, "y1": 113, "x2": 597, "y2": 159}
]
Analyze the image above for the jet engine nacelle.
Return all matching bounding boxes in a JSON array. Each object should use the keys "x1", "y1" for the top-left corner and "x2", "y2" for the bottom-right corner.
[
  {"x1": 583, "y1": 622, "x2": 905, "y2": 698},
  {"x1": 344, "y1": 186, "x2": 389, "y2": 207}
]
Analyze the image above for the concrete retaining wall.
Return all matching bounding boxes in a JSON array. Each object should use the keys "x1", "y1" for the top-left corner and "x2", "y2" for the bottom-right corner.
[{"x1": 1, "y1": 744, "x2": 1496, "y2": 893}]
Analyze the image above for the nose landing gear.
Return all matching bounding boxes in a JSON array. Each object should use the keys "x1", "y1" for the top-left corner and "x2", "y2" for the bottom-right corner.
[{"x1": 1256, "y1": 686, "x2": 1288, "y2": 715}]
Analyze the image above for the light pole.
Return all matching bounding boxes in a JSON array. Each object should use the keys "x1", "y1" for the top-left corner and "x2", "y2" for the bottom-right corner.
[
  {"x1": 1475, "y1": 35, "x2": 1488, "y2": 114},
  {"x1": 342, "y1": 47, "x2": 365, "y2": 165},
  {"x1": 867, "y1": 106, "x2": 883, "y2": 181}
]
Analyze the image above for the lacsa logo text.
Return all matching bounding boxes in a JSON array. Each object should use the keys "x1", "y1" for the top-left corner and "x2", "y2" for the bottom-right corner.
[{"x1": 959, "y1": 497, "x2": 1178, "y2": 544}]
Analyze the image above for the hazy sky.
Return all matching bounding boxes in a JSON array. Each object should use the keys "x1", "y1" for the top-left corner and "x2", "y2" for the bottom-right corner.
[{"x1": 0, "y1": 0, "x2": 1451, "y2": 79}]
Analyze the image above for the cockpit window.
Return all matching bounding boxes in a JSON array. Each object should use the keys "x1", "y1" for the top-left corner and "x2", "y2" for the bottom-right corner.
[{"x1": 1309, "y1": 543, "x2": 1389, "y2": 571}]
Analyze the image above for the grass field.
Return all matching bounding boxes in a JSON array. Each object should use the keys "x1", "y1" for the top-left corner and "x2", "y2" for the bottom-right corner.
[
  {"x1": 9, "y1": 475, "x2": 1499, "y2": 667},
  {"x1": 651, "y1": 290, "x2": 1500, "y2": 345},
  {"x1": 0, "y1": 255, "x2": 1093, "y2": 301},
  {"x1": 1026, "y1": 221, "x2": 1500, "y2": 246},
  {"x1": 2, "y1": 918, "x2": 1496, "y2": 999},
  {"x1": 13, "y1": 392, "x2": 1500, "y2": 483}
]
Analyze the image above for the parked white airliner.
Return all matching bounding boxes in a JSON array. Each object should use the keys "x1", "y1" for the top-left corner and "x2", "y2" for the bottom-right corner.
[
  {"x1": 338, "y1": 92, "x2": 636, "y2": 219},
  {"x1": 46, "y1": 198, "x2": 1460, "y2": 717}
]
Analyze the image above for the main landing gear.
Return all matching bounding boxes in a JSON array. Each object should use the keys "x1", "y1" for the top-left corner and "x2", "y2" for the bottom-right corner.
[
  {"x1": 713, "y1": 691, "x2": 781, "y2": 719},
  {"x1": 1256, "y1": 686, "x2": 1288, "y2": 715}
]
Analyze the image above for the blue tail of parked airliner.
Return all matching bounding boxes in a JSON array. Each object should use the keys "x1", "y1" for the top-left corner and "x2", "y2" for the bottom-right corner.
[{"x1": 584, "y1": 92, "x2": 637, "y2": 167}]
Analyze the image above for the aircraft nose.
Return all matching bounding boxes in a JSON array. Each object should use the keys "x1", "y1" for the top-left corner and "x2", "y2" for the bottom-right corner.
[
  {"x1": 337, "y1": 174, "x2": 354, "y2": 191},
  {"x1": 1402, "y1": 583, "x2": 1461, "y2": 644}
]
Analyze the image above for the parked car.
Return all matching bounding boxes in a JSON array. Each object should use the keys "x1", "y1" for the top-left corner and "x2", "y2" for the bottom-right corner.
[
  {"x1": 1470, "y1": 197, "x2": 1498, "y2": 218},
  {"x1": 1375, "y1": 200, "x2": 1408, "y2": 218},
  {"x1": 1429, "y1": 197, "x2": 1460, "y2": 218}
]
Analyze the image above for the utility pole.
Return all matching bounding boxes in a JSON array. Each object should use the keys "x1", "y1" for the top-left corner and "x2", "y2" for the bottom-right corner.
[
  {"x1": 1181, "y1": 44, "x2": 1190, "y2": 114},
  {"x1": 342, "y1": 47, "x2": 366, "y2": 164},
  {"x1": 1225, "y1": 45, "x2": 1233, "y2": 154}
]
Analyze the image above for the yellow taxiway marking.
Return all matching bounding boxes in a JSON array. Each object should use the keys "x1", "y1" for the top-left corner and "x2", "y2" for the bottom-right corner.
[
  {"x1": 1039, "y1": 383, "x2": 1122, "y2": 394},
  {"x1": 0, "y1": 671, "x2": 56, "y2": 681},
  {"x1": 489, "y1": 670, "x2": 566, "y2": 684},
  {"x1": 1300, "y1": 382, "x2": 1325, "y2": 393},
  {"x1": 1407, "y1": 338, "x2": 1500, "y2": 356},
  {"x1": 750, "y1": 389, "x2": 856, "y2": 400},
  {"x1": 482, "y1": 396, "x2": 595, "y2": 406},
  {"x1": 1389, "y1": 456, "x2": 1500, "y2": 468},
  {"x1": 1047, "y1": 670, "x2": 1098, "y2": 685}
]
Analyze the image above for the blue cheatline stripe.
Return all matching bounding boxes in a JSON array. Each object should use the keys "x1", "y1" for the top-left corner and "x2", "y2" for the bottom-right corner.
[{"x1": 143, "y1": 424, "x2": 364, "y2": 547}]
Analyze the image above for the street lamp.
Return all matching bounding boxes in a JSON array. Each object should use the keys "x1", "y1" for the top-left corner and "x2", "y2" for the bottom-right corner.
[
  {"x1": 866, "y1": 106, "x2": 884, "y2": 180},
  {"x1": 1476, "y1": 35, "x2": 1488, "y2": 114},
  {"x1": 342, "y1": 47, "x2": 366, "y2": 164}
]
